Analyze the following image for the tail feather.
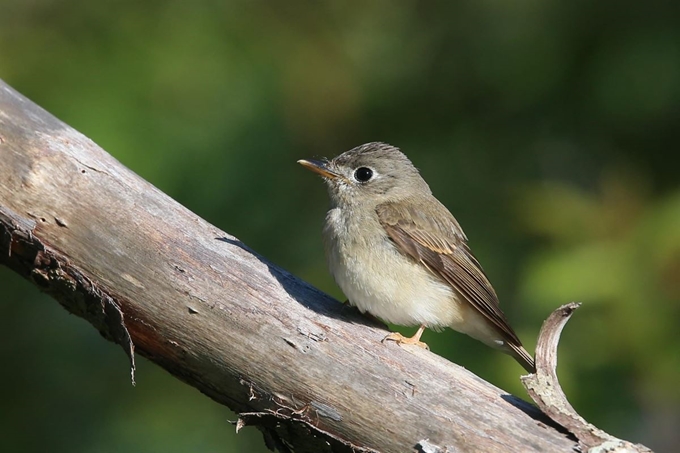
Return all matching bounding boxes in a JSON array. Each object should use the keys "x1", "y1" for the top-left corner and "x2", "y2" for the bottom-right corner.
[{"x1": 507, "y1": 343, "x2": 535, "y2": 373}]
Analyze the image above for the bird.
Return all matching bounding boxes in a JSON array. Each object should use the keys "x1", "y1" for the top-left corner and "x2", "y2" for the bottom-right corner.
[{"x1": 298, "y1": 142, "x2": 535, "y2": 373}]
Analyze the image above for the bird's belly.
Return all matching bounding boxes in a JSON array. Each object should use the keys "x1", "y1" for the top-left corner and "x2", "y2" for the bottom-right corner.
[{"x1": 330, "y1": 243, "x2": 463, "y2": 328}]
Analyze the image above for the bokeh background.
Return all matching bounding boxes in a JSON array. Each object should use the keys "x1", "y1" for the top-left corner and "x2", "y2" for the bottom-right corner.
[{"x1": 1, "y1": 1, "x2": 679, "y2": 452}]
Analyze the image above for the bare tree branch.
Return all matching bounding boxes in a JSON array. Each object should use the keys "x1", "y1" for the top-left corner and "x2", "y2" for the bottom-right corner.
[
  {"x1": 522, "y1": 304, "x2": 652, "y2": 453},
  {"x1": 0, "y1": 78, "x2": 645, "y2": 452}
]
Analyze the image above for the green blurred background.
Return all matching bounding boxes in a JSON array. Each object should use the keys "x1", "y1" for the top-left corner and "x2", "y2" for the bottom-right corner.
[{"x1": 1, "y1": 1, "x2": 679, "y2": 452}]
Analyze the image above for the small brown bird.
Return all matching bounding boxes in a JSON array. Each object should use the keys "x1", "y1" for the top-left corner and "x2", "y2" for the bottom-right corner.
[{"x1": 298, "y1": 142, "x2": 535, "y2": 373}]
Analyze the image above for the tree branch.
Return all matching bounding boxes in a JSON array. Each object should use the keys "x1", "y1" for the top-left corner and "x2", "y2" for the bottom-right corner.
[
  {"x1": 0, "y1": 78, "x2": 640, "y2": 452},
  {"x1": 522, "y1": 303, "x2": 653, "y2": 453}
]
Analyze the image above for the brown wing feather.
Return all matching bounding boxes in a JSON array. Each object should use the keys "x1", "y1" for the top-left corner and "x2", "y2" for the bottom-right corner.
[{"x1": 376, "y1": 199, "x2": 523, "y2": 346}]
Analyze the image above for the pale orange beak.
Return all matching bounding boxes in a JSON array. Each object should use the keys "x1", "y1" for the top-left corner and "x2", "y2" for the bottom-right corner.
[{"x1": 297, "y1": 159, "x2": 341, "y2": 179}]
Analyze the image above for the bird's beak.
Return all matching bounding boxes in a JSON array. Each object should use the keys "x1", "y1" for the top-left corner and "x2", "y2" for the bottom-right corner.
[{"x1": 297, "y1": 159, "x2": 341, "y2": 179}]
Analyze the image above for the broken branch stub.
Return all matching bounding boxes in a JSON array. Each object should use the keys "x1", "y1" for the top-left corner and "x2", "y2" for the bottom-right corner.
[{"x1": 522, "y1": 303, "x2": 652, "y2": 453}]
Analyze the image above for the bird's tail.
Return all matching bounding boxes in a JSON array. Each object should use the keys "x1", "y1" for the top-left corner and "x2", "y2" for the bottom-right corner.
[{"x1": 507, "y1": 343, "x2": 536, "y2": 373}]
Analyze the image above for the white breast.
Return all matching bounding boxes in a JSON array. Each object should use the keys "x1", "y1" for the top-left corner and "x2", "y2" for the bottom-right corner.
[{"x1": 323, "y1": 207, "x2": 465, "y2": 329}]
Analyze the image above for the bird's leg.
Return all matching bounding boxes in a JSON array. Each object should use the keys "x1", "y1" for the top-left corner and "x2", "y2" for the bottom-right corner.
[{"x1": 382, "y1": 325, "x2": 429, "y2": 350}]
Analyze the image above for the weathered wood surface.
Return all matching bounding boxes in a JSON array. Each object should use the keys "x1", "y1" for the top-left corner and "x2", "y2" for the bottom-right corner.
[
  {"x1": 522, "y1": 304, "x2": 652, "y2": 453},
  {"x1": 0, "y1": 79, "x2": 576, "y2": 452}
]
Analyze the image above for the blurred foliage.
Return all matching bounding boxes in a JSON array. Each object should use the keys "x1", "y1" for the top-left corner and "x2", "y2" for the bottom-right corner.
[{"x1": 1, "y1": 1, "x2": 678, "y2": 452}]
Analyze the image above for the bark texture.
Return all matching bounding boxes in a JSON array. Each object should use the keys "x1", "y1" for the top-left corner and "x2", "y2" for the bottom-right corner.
[
  {"x1": 0, "y1": 79, "x2": 583, "y2": 452},
  {"x1": 522, "y1": 303, "x2": 653, "y2": 453}
]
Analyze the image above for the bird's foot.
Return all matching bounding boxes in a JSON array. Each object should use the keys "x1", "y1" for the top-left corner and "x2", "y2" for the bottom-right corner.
[{"x1": 382, "y1": 331, "x2": 430, "y2": 350}]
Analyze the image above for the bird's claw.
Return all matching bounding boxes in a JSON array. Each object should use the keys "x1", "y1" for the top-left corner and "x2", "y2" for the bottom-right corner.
[{"x1": 382, "y1": 332, "x2": 430, "y2": 350}]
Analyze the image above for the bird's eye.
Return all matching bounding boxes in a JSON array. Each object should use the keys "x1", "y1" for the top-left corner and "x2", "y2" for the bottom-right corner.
[{"x1": 354, "y1": 167, "x2": 373, "y2": 182}]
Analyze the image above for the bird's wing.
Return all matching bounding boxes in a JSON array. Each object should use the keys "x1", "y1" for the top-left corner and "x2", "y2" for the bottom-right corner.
[{"x1": 375, "y1": 199, "x2": 522, "y2": 346}]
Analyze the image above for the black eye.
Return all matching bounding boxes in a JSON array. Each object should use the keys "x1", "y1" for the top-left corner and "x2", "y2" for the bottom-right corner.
[{"x1": 354, "y1": 167, "x2": 373, "y2": 182}]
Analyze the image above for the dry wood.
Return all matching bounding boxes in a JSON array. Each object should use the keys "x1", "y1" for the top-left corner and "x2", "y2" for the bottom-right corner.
[
  {"x1": 0, "y1": 78, "x2": 645, "y2": 452},
  {"x1": 522, "y1": 303, "x2": 653, "y2": 453}
]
